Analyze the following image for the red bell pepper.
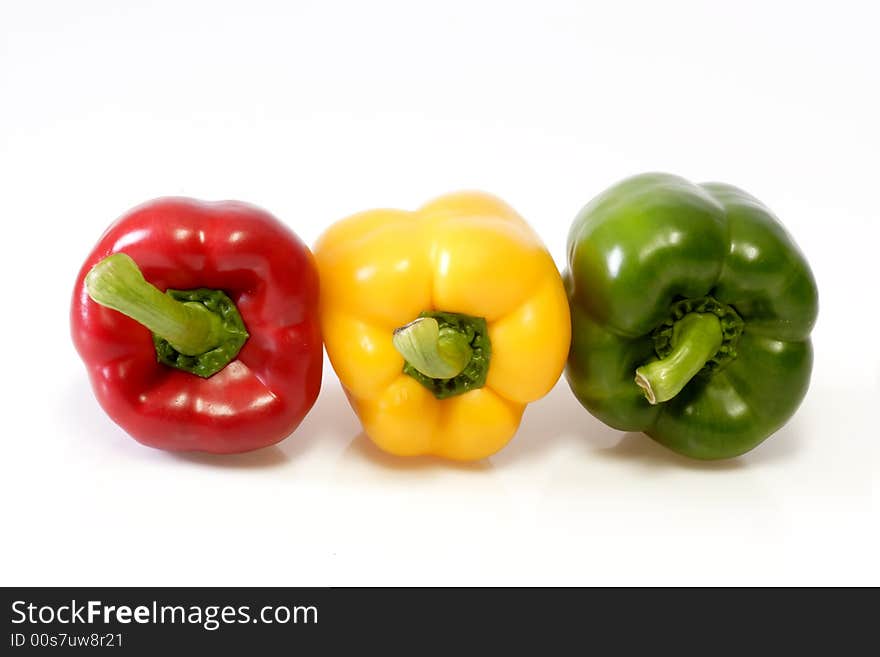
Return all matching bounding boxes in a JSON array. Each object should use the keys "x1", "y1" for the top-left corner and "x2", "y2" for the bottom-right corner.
[{"x1": 71, "y1": 198, "x2": 322, "y2": 453}]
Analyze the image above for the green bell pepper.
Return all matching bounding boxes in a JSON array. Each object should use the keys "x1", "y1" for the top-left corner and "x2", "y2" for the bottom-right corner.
[{"x1": 565, "y1": 173, "x2": 818, "y2": 459}]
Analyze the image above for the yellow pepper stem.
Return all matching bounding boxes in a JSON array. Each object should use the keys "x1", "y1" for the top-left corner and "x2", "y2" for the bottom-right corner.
[{"x1": 392, "y1": 317, "x2": 473, "y2": 380}]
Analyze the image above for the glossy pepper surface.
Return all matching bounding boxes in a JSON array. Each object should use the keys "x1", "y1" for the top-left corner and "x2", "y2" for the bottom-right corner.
[
  {"x1": 71, "y1": 198, "x2": 322, "y2": 453},
  {"x1": 566, "y1": 173, "x2": 817, "y2": 459},
  {"x1": 315, "y1": 192, "x2": 571, "y2": 460}
]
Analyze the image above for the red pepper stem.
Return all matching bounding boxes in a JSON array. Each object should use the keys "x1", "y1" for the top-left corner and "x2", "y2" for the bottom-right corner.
[{"x1": 85, "y1": 253, "x2": 227, "y2": 356}]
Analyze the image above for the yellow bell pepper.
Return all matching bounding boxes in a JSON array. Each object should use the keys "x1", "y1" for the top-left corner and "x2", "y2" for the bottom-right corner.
[{"x1": 314, "y1": 191, "x2": 571, "y2": 460}]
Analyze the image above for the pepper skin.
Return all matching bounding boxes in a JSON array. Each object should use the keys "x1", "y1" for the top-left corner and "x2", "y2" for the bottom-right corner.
[
  {"x1": 315, "y1": 192, "x2": 571, "y2": 460},
  {"x1": 566, "y1": 173, "x2": 818, "y2": 459},
  {"x1": 71, "y1": 198, "x2": 322, "y2": 453}
]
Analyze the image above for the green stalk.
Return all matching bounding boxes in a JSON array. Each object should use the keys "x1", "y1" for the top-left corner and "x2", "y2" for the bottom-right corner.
[
  {"x1": 392, "y1": 317, "x2": 473, "y2": 380},
  {"x1": 635, "y1": 313, "x2": 722, "y2": 404},
  {"x1": 85, "y1": 253, "x2": 228, "y2": 356}
]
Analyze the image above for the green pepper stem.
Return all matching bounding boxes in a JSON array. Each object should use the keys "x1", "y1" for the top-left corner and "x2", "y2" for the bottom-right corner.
[
  {"x1": 85, "y1": 253, "x2": 228, "y2": 356},
  {"x1": 635, "y1": 313, "x2": 722, "y2": 405},
  {"x1": 392, "y1": 317, "x2": 473, "y2": 380}
]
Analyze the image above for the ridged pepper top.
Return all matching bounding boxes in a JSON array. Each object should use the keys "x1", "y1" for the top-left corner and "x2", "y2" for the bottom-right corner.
[
  {"x1": 315, "y1": 191, "x2": 571, "y2": 460},
  {"x1": 566, "y1": 173, "x2": 818, "y2": 459}
]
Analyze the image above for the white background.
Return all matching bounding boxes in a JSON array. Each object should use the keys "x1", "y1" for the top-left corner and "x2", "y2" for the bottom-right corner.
[{"x1": 1, "y1": 0, "x2": 877, "y2": 585}]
